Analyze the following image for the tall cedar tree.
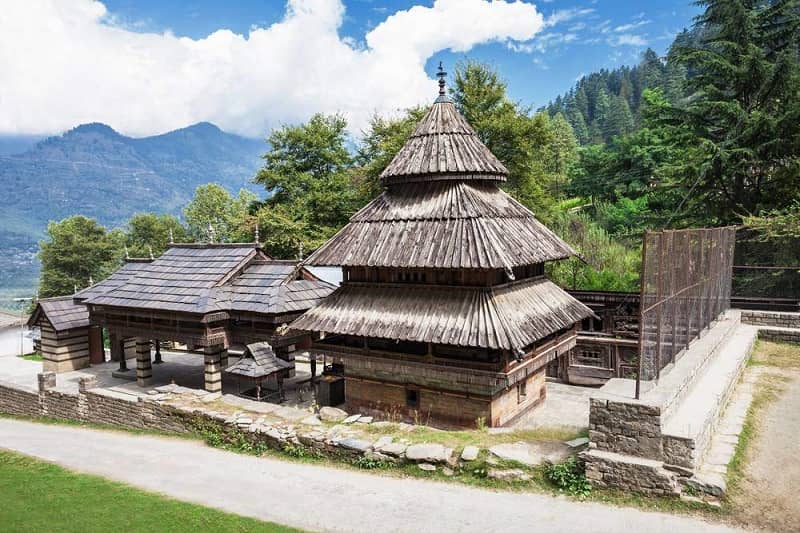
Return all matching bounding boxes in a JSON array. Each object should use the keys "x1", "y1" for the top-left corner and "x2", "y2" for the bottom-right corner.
[{"x1": 656, "y1": 0, "x2": 800, "y2": 223}]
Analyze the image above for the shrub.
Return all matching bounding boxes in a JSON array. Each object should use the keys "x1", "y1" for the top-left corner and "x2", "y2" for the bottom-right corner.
[{"x1": 544, "y1": 457, "x2": 592, "y2": 498}]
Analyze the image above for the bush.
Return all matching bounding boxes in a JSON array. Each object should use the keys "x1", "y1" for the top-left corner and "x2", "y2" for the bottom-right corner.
[
  {"x1": 352, "y1": 455, "x2": 394, "y2": 470},
  {"x1": 544, "y1": 457, "x2": 592, "y2": 498}
]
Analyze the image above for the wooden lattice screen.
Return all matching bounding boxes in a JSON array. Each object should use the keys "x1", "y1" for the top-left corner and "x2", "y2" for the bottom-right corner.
[{"x1": 637, "y1": 227, "x2": 736, "y2": 391}]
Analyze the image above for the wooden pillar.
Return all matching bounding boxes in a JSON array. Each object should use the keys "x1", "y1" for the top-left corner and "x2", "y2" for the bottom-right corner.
[
  {"x1": 117, "y1": 337, "x2": 128, "y2": 371},
  {"x1": 109, "y1": 331, "x2": 122, "y2": 362},
  {"x1": 153, "y1": 340, "x2": 163, "y2": 364},
  {"x1": 203, "y1": 345, "x2": 224, "y2": 393},
  {"x1": 135, "y1": 338, "x2": 152, "y2": 386}
]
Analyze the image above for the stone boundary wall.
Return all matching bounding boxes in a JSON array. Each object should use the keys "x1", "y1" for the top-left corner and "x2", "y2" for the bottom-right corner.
[
  {"x1": 741, "y1": 310, "x2": 800, "y2": 329},
  {"x1": 0, "y1": 374, "x2": 466, "y2": 471},
  {"x1": 0, "y1": 376, "x2": 195, "y2": 435},
  {"x1": 585, "y1": 315, "x2": 799, "y2": 497}
]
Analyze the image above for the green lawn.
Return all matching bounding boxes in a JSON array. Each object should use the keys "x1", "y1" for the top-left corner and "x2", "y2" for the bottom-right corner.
[
  {"x1": 20, "y1": 353, "x2": 42, "y2": 362},
  {"x1": 0, "y1": 450, "x2": 299, "y2": 532}
]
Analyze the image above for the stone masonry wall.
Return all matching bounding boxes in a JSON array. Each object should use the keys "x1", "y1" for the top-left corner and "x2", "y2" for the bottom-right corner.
[
  {"x1": 588, "y1": 398, "x2": 662, "y2": 459},
  {"x1": 0, "y1": 375, "x2": 194, "y2": 435},
  {"x1": 741, "y1": 310, "x2": 800, "y2": 329}
]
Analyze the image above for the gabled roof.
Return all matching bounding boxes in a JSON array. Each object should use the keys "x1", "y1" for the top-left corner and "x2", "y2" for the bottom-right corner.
[
  {"x1": 84, "y1": 245, "x2": 336, "y2": 316},
  {"x1": 290, "y1": 277, "x2": 593, "y2": 352},
  {"x1": 226, "y1": 341, "x2": 293, "y2": 379},
  {"x1": 211, "y1": 261, "x2": 336, "y2": 315},
  {"x1": 380, "y1": 99, "x2": 507, "y2": 185},
  {"x1": 74, "y1": 258, "x2": 153, "y2": 302},
  {"x1": 84, "y1": 244, "x2": 260, "y2": 313},
  {"x1": 304, "y1": 181, "x2": 576, "y2": 269},
  {"x1": 27, "y1": 296, "x2": 89, "y2": 332}
]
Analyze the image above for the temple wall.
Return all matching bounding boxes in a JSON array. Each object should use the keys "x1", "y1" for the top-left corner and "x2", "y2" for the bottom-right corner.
[
  {"x1": 345, "y1": 377, "x2": 491, "y2": 427},
  {"x1": 490, "y1": 369, "x2": 546, "y2": 426}
]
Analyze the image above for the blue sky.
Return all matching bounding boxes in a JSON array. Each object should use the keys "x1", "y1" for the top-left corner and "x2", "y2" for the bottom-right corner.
[
  {"x1": 101, "y1": 0, "x2": 700, "y2": 110},
  {"x1": 2, "y1": 1, "x2": 701, "y2": 137}
]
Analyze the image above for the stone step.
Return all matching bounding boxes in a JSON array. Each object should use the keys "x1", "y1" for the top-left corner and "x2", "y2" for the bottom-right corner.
[{"x1": 661, "y1": 323, "x2": 758, "y2": 469}]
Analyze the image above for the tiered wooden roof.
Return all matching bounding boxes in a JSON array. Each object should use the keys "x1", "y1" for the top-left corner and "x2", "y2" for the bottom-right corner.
[
  {"x1": 380, "y1": 100, "x2": 508, "y2": 185},
  {"x1": 74, "y1": 258, "x2": 153, "y2": 302},
  {"x1": 305, "y1": 181, "x2": 575, "y2": 268},
  {"x1": 294, "y1": 69, "x2": 592, "y2": 350},
  {"x1": 28, "y1": 296, "x2": 89, "y2": 332},
  {"x1": 84, "y1": 244, "x2": 335, "y2": 316},
  {"x1": 291, "y1": 278, "x2": 589, "y2": 352}
]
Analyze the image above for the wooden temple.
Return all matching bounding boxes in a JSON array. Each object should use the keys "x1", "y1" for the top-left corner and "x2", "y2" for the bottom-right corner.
[
  {"x1": 291, "y1": 67, "x2": 594, "y2": 427},
  {"x1": 78, "y1": 243, "x2": 335, "y2": 392}
]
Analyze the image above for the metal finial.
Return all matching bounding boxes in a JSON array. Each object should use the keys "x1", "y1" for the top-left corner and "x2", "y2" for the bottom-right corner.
[
  {"x1": 254, "y1": 223, "x2": 260, "y2": 245},
  {"x1": 298, "y1": 241, "x2": 304, "y2": 261},
  {"x1": 88, "y1": 274, "x2": 94, "y2": 286},
  {"x1": 169, "y1": 228, "x2": 174, "y2": 244},
  {"x1": 74, "y1": 283, "x2": 77, "y2": 294},
  {"x1": 206, "y1": 223, "x2": 215, "y2": 244},
  {"x1": 124, "y1": 245, "x2": 130, "y2": 259},
  {"x1": 148, "y1": 245, "x2": 155, "y2": 260},
  {"x1": 437, "y1": 61, "x2": 447, "y2": 96}
]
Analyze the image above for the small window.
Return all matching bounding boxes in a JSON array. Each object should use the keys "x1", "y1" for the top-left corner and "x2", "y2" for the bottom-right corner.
[
  {"x1": 517, "y1": 381, "x2": 527, "y2": 403},
  {"x1": 406, "y1": 388, "x2": 419, "y2": 408},
  {"x1": 576, "y1": 349, "x2": 604, "y2": 367}
]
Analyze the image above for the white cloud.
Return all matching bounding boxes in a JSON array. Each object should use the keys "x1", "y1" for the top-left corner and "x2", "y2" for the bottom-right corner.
[
  {"x1": 609, "y1": 34, "x2": 648, "y2": 47},
  {"x1": 0, "y1": 0, "x2": 545, "y2": 137},
  {"x1": 612, "y1": 19, "x2": 651, "y2": 33},
  {"x1": 544, "y1": 7, "x2": 594, "y2": 27}
]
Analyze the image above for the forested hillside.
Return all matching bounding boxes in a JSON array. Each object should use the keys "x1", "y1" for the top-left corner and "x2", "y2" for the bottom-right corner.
[
  {"x1": 0, "y1": 122, "x2": 263, "y2": 297},
  {"x1": 545, "y1": 31, "x2": 701, "y2": 145}
]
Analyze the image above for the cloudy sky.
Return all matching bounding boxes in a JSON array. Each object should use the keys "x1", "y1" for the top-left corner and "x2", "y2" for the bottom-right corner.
[{"x1": 0, "y1": 0, "x2": 700, "y2": 138}]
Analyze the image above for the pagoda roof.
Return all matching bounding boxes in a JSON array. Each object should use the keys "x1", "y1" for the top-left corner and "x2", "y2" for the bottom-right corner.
[
  {"x1": 290, "y1": 277, "x2": 593, "y2": 352},
  {"x1": 304, "y1": 180, "x2": 576, "y2": 269},
  {"x1": 380, "y1": 99, "x2": 507, "y2": 185}
]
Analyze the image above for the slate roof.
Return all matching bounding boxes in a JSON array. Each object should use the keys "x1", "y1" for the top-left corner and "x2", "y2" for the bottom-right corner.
[
  {"x1": 304, "y1": 180, "x2": 576, "y2": 269},
  {"x1": 84, "y1": 244, "x2": 336, "y2": 316},
  {"x1": 28, "y1": 296, "x2": 90, "y2": 332},
  {"x1": 226, "y1": 341, "x2": 294, "y2": 379},
  {"x1": 291, "y1": 277, "x2": 594, "y2": 352},
  {"x1": 74, "y1": 258, "x2": 153, "y2": 302}
]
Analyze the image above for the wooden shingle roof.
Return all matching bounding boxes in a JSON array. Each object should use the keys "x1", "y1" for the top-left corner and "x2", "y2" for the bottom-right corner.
[
  {"x1": 28, "y1": 296, "x2": 90, "y2": 332},
  {"x1": 380, "y1": 100, "x2": 507, "y2": 185},
  {"x1": 304, "y1": 181, "x2": 576, "y2": 269},
  {"x1": 291, "y1": 277, "x2": 593, "y2": 352}
]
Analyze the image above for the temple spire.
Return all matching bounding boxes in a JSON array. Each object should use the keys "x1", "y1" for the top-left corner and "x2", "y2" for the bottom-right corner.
[
  {"x1": 436, "y1": 62, "x2": 447, "y2": 99},
  {"x1": 148, "y1": 245, "x2": 155, "y2": 260},
  {"x1": 254, "y1": 223, "x2": 260, "y2": 246},
  {"x1": 169, "y1": 228, "x2": 174, "y2": 244},
  {"x1": 124, "y1": 245, "x2": 130, "y2": 260}
]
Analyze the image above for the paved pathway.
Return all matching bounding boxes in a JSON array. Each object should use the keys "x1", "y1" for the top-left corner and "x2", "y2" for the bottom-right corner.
[{"x1": 0, "y1": 419, "x2": 739, "y2": 533}]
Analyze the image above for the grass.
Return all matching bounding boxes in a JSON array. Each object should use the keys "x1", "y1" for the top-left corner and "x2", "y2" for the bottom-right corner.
[
  {"x1": 0, "y1": 450, "x2": 299, "y2": 532},
  {"x1": 20, "y1": 353, "x2": 42, "y2": 362},
  {"x1": 748, "y1": 339, "x2": 800, "y2": 369}
]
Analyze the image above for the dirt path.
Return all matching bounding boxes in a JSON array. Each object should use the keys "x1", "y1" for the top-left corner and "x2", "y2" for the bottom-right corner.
[
  {"x1": 731, "y1": 366, "x2": 800, "y2": 532},
  {"x1": 0, "y1": 418, "x2": 739, "y2": 533}
]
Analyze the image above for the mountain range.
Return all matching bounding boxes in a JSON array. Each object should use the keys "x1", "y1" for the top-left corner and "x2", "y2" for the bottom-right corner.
[{"x1": 0, "y1": 122, "x2": 264, "y2": 295}]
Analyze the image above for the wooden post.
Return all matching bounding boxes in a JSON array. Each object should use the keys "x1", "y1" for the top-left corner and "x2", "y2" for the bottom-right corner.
[
  {"x1": 118, "y1": 338, "x2": 128, "y2": 372},
  {"x1": 153, "y1": 340, "x2": 163, "y2": 364}
]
